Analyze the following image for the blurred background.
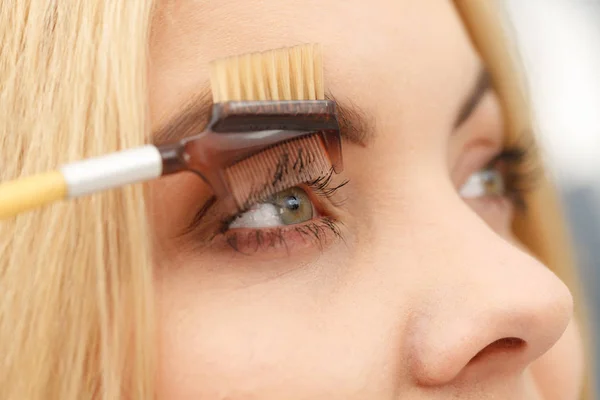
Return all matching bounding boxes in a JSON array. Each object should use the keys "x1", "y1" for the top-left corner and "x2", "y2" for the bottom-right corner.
[{"x1": 503, "y1": 0, "x2": 600, "y2": 392}]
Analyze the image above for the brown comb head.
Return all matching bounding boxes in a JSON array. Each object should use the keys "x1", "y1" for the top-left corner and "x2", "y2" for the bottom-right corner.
[{"x1": 224, "y1": 134, "x2": 330, "y2": 210}]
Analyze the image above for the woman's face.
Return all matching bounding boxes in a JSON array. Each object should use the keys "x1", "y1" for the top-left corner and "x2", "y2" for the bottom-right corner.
[{"x1": 148, "y1": 1, "x2": 583, "y2": 398}]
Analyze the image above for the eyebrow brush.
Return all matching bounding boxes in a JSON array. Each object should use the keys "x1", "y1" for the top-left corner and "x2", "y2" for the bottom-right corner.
[{"x1": 0, "y1": 44, "x2": 343, "y2": 219}]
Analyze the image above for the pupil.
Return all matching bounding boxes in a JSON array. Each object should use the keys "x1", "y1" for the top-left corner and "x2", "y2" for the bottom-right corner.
[{"x1": 284, "y1": 195, "x2": 300, "y2": 211}]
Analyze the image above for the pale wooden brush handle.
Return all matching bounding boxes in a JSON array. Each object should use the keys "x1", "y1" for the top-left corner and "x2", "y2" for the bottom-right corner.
[{"x1": 0, "y1": 171, "x2": 67, "y2": 219}]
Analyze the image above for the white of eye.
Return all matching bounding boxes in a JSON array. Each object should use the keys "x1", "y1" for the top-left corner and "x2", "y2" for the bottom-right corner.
[
  {"x1": 228, "y1": 203, "x2": 283, "y2": 229},
  {"x1": 459, "y1": 168, "x2": 505, "y2": 199}
]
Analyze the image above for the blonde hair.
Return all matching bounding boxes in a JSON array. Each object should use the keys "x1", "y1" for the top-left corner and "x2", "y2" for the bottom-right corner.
[
  {"x1": 0, "y1": 1, "x2": 593, "y2": 399},
  {"x1": 0, "y1": 1, "x2": 156, "y2": 399}
]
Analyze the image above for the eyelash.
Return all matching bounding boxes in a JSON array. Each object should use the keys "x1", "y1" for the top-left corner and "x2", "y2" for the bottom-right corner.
[
  {"x1": 305, "y1": 169, "x2": 350, "y2": 206},
  {"x1": 222, "y1": 217, "x2": 344, "y2": 255},
  {"x1": 488, "y1": 142, "x2": 540, "y2": 209},
  {"x1": 216, "y1": 169, "x2": 349, "y2": 254}
]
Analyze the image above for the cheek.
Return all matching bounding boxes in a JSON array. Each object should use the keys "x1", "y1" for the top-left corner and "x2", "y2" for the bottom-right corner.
[
  {"x1": 154, "y1": 273, "x2": 292, "y2": 398},
  {"x1": 153, "y1": 259, "x2": 387, "y2": 399}
]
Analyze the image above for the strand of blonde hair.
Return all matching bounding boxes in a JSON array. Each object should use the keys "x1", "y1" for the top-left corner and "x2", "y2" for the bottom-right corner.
[{"x1": 0, "y1": 1, "x2": 155, "y2": 398}]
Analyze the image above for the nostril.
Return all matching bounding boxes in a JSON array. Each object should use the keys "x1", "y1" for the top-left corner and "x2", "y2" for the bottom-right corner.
[{"x1": 469, "y1": 337, "x2": 526, "y2": 364}]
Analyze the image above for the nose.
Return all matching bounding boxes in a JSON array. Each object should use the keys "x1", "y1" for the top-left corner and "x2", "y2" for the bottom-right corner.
[{"x1": 406, "y1": 214, "x2": 574, "y2": 387}]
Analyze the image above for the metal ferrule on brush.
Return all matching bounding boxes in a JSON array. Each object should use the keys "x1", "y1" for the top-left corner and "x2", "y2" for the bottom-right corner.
[{"x1": 158, "y1": 100, "x2": 343, "y2": 212}]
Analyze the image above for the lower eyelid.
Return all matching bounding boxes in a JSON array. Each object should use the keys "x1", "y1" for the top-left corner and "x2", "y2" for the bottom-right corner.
[{"x1": 215, "y1": 217, "x2": 342, "y2": 257}]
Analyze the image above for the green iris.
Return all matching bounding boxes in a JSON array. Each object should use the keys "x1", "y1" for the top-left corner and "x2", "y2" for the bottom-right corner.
[{"x1": 270, "y1": 187, "x2": 314, "y2": 225}]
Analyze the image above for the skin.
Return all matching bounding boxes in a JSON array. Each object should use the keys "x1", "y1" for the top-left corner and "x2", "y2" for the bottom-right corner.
[{"x1": 148, "y1": 0, "x2": 584, "y2": 398}]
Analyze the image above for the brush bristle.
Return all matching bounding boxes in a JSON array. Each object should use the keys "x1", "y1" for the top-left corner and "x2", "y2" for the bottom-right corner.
[
  {"x1": 225, "y1": 134, "x2": 330, "y2": 210},
  {"x1": 210, "y1": 44, "x2": 325, "y2": 103}
]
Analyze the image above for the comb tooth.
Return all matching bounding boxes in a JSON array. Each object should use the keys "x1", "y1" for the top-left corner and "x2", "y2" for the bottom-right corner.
[{"x1": 263, "y1": 144, "x2": 279, "y2": 199}]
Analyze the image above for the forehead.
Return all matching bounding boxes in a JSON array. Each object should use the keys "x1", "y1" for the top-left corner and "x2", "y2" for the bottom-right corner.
[{"x1": 149, "y1": 0, "x2": 480, "y2": 133}]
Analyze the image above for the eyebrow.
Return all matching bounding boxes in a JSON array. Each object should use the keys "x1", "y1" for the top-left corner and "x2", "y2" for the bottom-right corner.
[
  {"x1": 152, "y1": 67, "x2": 487, "y2": 147},
  {"x1": 454, "y1": 67, "x2": 491, "y2": 128},
  {"x1": 152, "y1": 89, "x2": 375, "y2": 147}
]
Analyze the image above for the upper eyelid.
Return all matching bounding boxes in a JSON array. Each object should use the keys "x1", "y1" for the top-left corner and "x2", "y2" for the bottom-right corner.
[{"x1": 453, "y1": 68, "x2": 492, "y2": 129}]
